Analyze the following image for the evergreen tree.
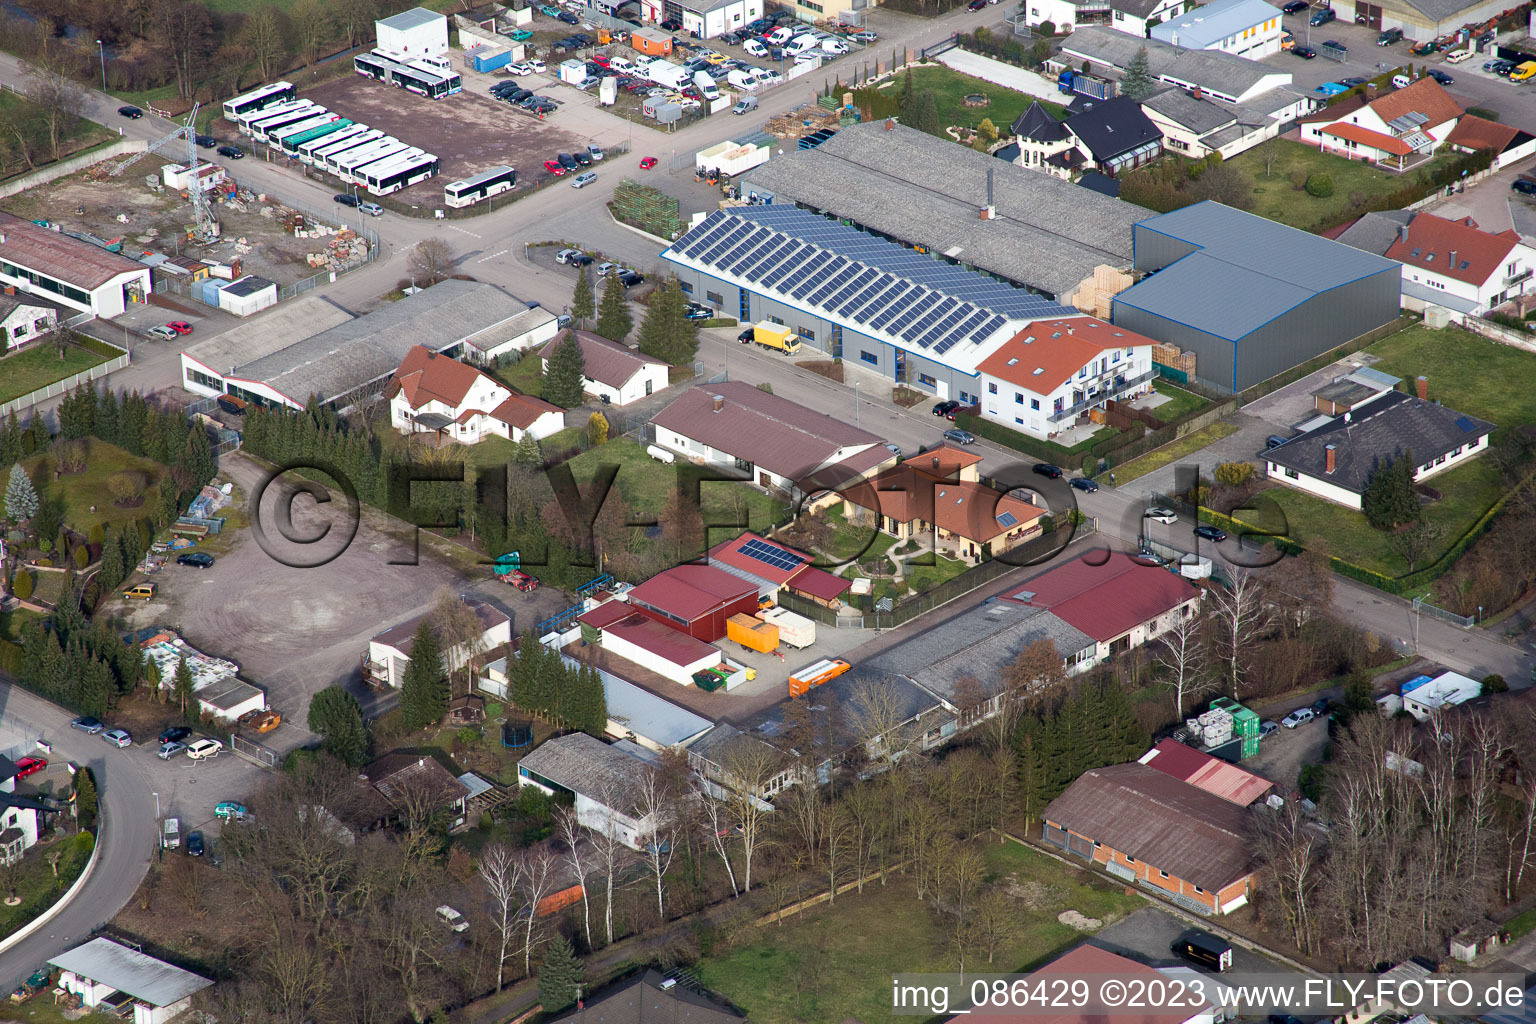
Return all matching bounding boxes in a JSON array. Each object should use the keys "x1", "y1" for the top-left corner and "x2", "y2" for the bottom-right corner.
[
  {"x1": 172, "y1": 655, "x2": 196, "y2": 715},
  {"x1": 0, "y1": 411, "x2": 23, "y2": 468},
  {"x1": 52, "y1": 576, "x2": 84, "y2": 647},
  {"x1": 119, "y1": 394, "x2": 147, "y2": 457},
  {"x1": 595, "y1": 272, "x2": 633, "y2": 342},
  {"x1": 514, "y1": 432, "x2": 543, "y2": 468},
  {"x1": 400, "y1": 621, "x2": 448, "y2": 731},
  {"x1": 96, "y1": 388, "x2": 120, "y2": 449},
  {"x1": 74, "y1": 766, "x2": 98, "y2": 828},
  {"x1": 908, "y1": 90, "x2": 941, "y2": 136},
  {"x1": 3, "y1": 464, "x2": 37, "y2": 523},
  {"x1": 32, "y1": 487, "x2": 61, "y2": 551},
  {"x1": 637, "y1": 277, "x2": 699, "y2": 365},
  {"x1": 542, "y1": 331, "x2": 588, "y2": 408},
  {"x1": 1121, "y1": 46, "x2": 1156, "y2": 101},
  {"x1": 98, "y1": 527, "x2": 125, "y2": 592},
  {"x1": 80, "y1": 657, "x2": 114, "y2": 718},
  {"x1": 538, "y1": 937, "x2": 584, "y2": 1013},
  {"x1": 571, "y1": 266, "x2": 595, "y2": 327},
  {"x1": 307, "y1": 685, "x2": 372, "y2": 766},
  {"x1": 585, "y1": 665, "x2": 607, "y2": 736},
  {"x1": 1363, "y1": 450, "x2": 1419, "y2": 528},
  {"x1": 511, "y1": 629, "x2": 539, "y2": 709}
]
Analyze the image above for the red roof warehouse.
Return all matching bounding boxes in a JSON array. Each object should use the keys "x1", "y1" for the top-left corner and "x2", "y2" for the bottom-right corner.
[{"x1": 625, "y1": 564, "x2": 760, "y2": 642}]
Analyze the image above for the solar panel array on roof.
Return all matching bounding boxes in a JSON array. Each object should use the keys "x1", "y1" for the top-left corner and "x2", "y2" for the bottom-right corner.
[
  {"x1": 670, "y1": 206, "x2": 1072, "y2": 357},
  {"x1": 739, "y1": 537, "x2": 802, "y2": 572}
]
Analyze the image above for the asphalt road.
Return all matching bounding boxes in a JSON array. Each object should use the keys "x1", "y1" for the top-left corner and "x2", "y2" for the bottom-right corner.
[{"x1": 0, "y1": 684, "x2": 158, "y2": 991}]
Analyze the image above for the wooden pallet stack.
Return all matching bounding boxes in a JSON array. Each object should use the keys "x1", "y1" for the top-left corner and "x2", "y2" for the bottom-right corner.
[
  {"x1": 765, "y1": 103, "x2": 842, "y2": 140},
  {"x1": 609, "y1": 178, "x2": 683, "y2": 239}
]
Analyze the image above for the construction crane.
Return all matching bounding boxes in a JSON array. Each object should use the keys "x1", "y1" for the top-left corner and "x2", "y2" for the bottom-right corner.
[{"x1": 109, "y1": 102, "x2": 220, "y2": 244}]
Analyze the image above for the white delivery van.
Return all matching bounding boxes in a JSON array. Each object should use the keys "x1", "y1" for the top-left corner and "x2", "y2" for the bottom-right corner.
[
  {"x1": 162, "y1": 817, "x2": 180, "y2": 850},
  {"x1": 766, "y1": 26, "x2": 794, "y2": 44},
  {"x1": 609, "y1": 56, "x2": 637, "y2": 73},
  {"x1": 785, "y1": 33, "x2": 820, "y2": 54},
  {"x1": 744, "y1": 37, "x2": 768, "y2": 56},
  {"x1": 727, "y1": 68, "x2": 756, "y2": 91},
  {"x1": 692, "y1": 70, "x2": 719, "y2": 100}
]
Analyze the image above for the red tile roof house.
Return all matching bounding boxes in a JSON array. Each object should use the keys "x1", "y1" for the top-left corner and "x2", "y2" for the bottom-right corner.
[
  {"x1": 1042, "y1": 761, "x2": 1258, "y2": 915},
  {"x1": 956, "y1": 944, "x2": 1220, "y2": 1023},
  {"x1": 1297, "y1": 78, "x2": 1461, "y2": 170},
  {"x1": 1381, "y1": 213, "x2": 1536, "y2": 316},
  {"x1": 1445, "y1": 114, "x2": 1536, "y2": 171},
  {"x1": 975, "y1": 316, "x2": 1159, "y2": 442},
  {"x1": 388, "y1": 345, "x2": 564, "y2": 445},
  {"x1": 537, "y1": 330, "x2": 668, "y2": 406},
  {"x1": 1002, "y1": 552, "x2": 1202, "y2": 664},
  {"x1": 705, "y1": 531, "x2": 851, "y2": 608},
  {"x1": 838, "y1": 444, "x2": 1049, "y2": 565},
  {"x1": 650, "y1": 380, "x2": 894, "y2": 497}
]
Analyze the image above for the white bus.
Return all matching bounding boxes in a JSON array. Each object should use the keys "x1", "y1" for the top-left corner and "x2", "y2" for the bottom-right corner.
[
  {"x1": 358, "y1": 152, "x2": 440, "y2": 196},
  {"x1": 443, "y1": 165, "x2": 516, "y2": 207},
  {"x1": 265, "y1": 113, "x2": 336, "y2": 146},
  {"x1": 317, "y1": 130, "x2": 385, "y2": 172},
  {"x1": 222, "y1": 81, "x2": 295, "y2": 122},
  {"x1": 243, "y1": 102, "x2": 318, "y2": 139},
  {"x1": 336, "y1": 142, "x2": 410, "y2": 181},
  {"x1": 297, "y1": 123, "x2": 367, "y2": 164},
  {"x1": 354, "y1": 50, "x2": 463, "y2": 98},
  {"x1": 238, "y1": 99, "x2": 313, "y2": 133}
]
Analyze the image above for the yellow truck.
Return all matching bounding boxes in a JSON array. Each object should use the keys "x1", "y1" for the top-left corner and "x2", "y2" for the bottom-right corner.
[
  {"x1": 1513, "y1": 61, "x2": 1536, "y2": 81},
  {"x1": 752, "y1": 322, "x2": 802, "y2": 355},
  {"x1": 726, "y1": 613, "x2": 779, "y2": 653}
]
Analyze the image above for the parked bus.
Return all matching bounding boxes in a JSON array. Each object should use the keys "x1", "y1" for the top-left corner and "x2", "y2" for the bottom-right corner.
[
  {"x1": 266, "y1": 113, "x2": 337, "y2": 146},
  {"x1": 281, "y1": 118, "x2": 353, "y2": 154},
  {"x1": 239, "y1": 99, "x2": 314, "y2": 134},
  {"x1": 244, "y1": 103, "x2": 319, "y2": 140},
  {"x1": 443, "y1": 165, "x2": 516, "y2": 207},
  {"x1": 350, "y1": 147, "x2": 427, "y2": 187},
  {"x1": 297, "y1": 123, "x2": 367, "y2": 165},
  {"x1": 335, "y1": 142, "x2": 410, "y2": 181},
  {"x1": 1171, "y1": 932, "x2": 1233, "y2": 972},
  {"x1": 353, "y1": 50, "x2": 462, "y2": 99},
  {"x1": 317, "y1": 130, "x2": 385, "y2": 172},
  {"x1": 222, "y1": 81, "x2": 295, "y2": 122},
  {"x1": 359, "y1": 152, "x2": 440, "y2": 196}
]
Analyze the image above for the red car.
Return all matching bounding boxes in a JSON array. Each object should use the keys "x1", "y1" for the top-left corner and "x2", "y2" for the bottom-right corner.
[
  {"x1": 639, "y1": 156, "x2": 657, "y2": 169},
  {"x1": 592, "y1": 53, "x2": 611, "y2": 66},
  {"x1": 166, "y1": 321, "x2": 193, "y2": 335},
  {"x1": 14, "y1": 757, "x2": 46, "y2": 779},
  {"x1": 543, "y1": 159, "x2": 566, "y2": 176}
]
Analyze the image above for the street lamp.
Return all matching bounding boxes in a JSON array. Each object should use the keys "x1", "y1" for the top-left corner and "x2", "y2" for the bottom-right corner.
[{"x1": 96, "y1": 40, "x2": 106, "y2": 91}]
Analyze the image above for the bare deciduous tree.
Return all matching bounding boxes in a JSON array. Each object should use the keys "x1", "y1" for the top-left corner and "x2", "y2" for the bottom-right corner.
[
  {"x1": 477, "y1": 842, "x2": 522, "y2": 992},
  {"x1": 515, "y1": 846, "x2": 559, "y2": 974},
  {"x1": 1155, "y1": 612, "x2": 1211, "y2": 718},
  {"x1": 554, "y1": 807, "x2": 596, "y2": 945},
  {"x1": 25, "y1": 50, "x2": 85, "y2": 162},
  {"x1": 633, "y1": 768, "x2": 676, "y2": 919},
  {"x1": 692, "y1": 776, "x2": 739, "y2": 897},
  {"x1": 717, "y1": 736, "x2": 779, "y2": 893},
  {"x1": 240, "y1": 8, "x2": 287, "y2": 82},
  {"x1": 407, "y1": 237, "x2": 456, "y2": 286},
  {"x1": 1207, "y1": 567, "x2": 1273, "y2": 698},
  {"x1": 431, "y1": 586, "x2": 486, "y2": 698}
]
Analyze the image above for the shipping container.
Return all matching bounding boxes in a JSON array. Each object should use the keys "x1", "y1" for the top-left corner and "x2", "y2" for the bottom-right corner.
[
  {"x1": 788, "y1": 658, "x2": 849, "y2": 697},
  {"x1": 1056, "y1": 69, "x2": 1115, "y2": 99},
  {"x1": 535, "y1": 884, "x2": 584, "y2": 917},
  {"x1": 761, "y1": 605, "x2": 815, "y2": 648},
  {"x1": 726, "y1": 613, "x2": 778, "y2": 653}
]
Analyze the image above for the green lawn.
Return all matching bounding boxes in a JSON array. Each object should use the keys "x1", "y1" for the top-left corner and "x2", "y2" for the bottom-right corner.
[
  {"x1": 866, "y1": 65, "x2": 1068, "y2": 135},
  {"x1": 1146, "y1": 382, "x2": 1209, "y2": 423},
  {"x1": 695, "y1": 841, "x2": 1141, "y2": 1024},
  {"x1": 1111, "y1": 422, "x2": 1239, "y2": 481},
  {"x1": 20, "y1": 439, "x2": 166, "y2": 535},
  {"x1": 1243, "y1": 457, "x2": 1507, "y2": 577},
  {"x1": 1228, "y1": 139, "x2": 1459, "y2": 230},
  {"x1": 1365, "y1": 326, "x2": 1536, "y2": 437},
  {"x1": 0, "y1": 343, "x2": 108, "y2": 405},
  {"x1": 0, "y1": 832, "x2": 92, "y2": 941},
  {"x1": 492, "y1": 355, "x2": 546, "y2": 398}
]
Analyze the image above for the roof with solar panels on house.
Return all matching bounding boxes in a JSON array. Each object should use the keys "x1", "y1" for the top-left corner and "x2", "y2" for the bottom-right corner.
[{"x1": 661, "y1": 205, "x2": 1082, "y2": 376}]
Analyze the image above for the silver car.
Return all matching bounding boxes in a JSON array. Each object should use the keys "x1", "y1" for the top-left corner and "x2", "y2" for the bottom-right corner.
[
  {"x1": 102, "y1": 728, "x2": 132, "y2": 748},
  {"x1": 158, "y1": 741, "x2": 188, "y2": 760}
]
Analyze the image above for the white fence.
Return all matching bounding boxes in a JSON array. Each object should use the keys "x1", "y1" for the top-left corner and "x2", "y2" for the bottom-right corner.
[{"x1": 1, "y1": 348, "x2": 130, "y2": 417}]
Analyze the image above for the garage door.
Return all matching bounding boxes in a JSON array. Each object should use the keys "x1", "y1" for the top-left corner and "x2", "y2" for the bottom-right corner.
[{"x1": 1355, "y1": 3, "x2": 1381, "y2": 28}]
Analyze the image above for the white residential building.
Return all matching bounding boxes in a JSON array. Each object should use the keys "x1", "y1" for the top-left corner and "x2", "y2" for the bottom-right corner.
[
  {"x1": 389, "y1": 345, "x2": 565, "y2": 444},
  {"x1": 1151, "y1": 0, "x2": 1285, "y2": 58},
  {"x1": 1298, "y1": 77, "x2": 1462, "y2": 168},
  {"x1": 367, "y1": 601, "x2": 511, "y2": 689},
  {"x1": 975, "y1": 316, "x2": 1156, "y2": 441},
  {"x1": 539, "y1": 331, "x2": 669, "y2": 406},
  {"x1": 517, "y1": 733, "x2": 661, "y2": 850},
  {"x1": 50, "y1": 939, "x2": 213, "y2": 1024},
  {"x1": 1365, "y1": 212, "x2": 1536, "y2": 317},
  {"x1": 1401, "y1": 671, "x2": 1482, "y2": 721},
  {"x1": 0, "y1": 293, "x2": 59, "y2": 351}
]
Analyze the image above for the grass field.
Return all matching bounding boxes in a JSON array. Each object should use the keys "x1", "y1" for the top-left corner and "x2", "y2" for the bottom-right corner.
[
  {"x1": 1147, "y1": 382, "x2": 1210, "y2": 423},
  {"x1": 20, "y1": 439, "x2": 166, "y2": 535},
  {"x1": 694, "y1": 841, "x2": 1142, "y2": 1024},
  {"x1": 1365, "y1": 326, "x2": 1534, "y2": 437},
  {"x1": 0, "y1": 343, "x2": 108, "y2": 406},
  {"x1": 1112, "y1": 422, "x2": 1240, "y2": 482},
  {"x1": 868, "y1": 65, "x2": 1068, "y2": 135},
  {"x1": 1228, "y1": 139, "x2": 1456, "y2": 230},
  {"x1": 0, "y1": 833, "x2": 92, "y2": 941}
]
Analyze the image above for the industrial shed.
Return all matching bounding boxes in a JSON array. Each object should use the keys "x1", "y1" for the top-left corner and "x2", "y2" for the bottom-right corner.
[
  {"x1": 623, "y1": 563, "x2": 760, "y2": 643},
  {"x1": 51, "y1": 939, "x2": 213, "y2": 1024},
  {"x1": 1112, "y1": 202, "x2": 1401, "y2": 393}
]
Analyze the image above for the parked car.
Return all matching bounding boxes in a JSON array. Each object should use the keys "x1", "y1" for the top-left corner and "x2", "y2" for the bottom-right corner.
[
  {"x1": 102, "y1": 728, "x2": 132, "y2": 748},
  {"x1": 1339, "y1": 76, "x2": 1368, "y2": 87},
  {"x1": 1281, "y1": 707, "x2": 1316, "y2": 728},
  {"x1": 567, "y1": 253, "x2": 593, "y2": 267},
  {"x1": 123, "y1": 583, "x2": 156, "y2": 600},
  {"x1": 596, "y1": 261, "x2": 619, "y2": 276},
  {"x1": 571, "y1": 171, "x2": 598, "y2": 188},
  {"x1": 1292, "y1": 45, "x2": 1316, "y2": 58},
  {"x1": 14, "y1": 757, "x2": 46, "y2": 779},
  {"x1": 556, "y1": 153, "x2": 578, "y2": 171},
  {"x1": 684, "y1": 302, "x2": 713, "y2": 319},
  {"x1": 157, "y1": 741, "x2": 187, "y2": 760},
  {"x1": 217, "y1": 145, "x2": 244, "y2": 159},
  {"x1": 932, "y1": 399, "x2": 960, "y2": 416},
  {"x1": 587, "y1": 142, "x2": 604, "y2": 160},
  {"x1": 573, "y1": 150, "x2": 592, "y2": 167},
  {"x1": 1194, "y1": 524, "x2": 1228, "y2": 542},
  {"x1": 186, "y1": 831, "x2": 205, "y2": 857},
  {"x1": 543, "y1": 159, "x2": 566, "y2": 176},
  {"x1": 660, "y1": 17, "x2": 681, "y2": 29},
  {"x1": 359, "y1": 202, "x2": 383, "y2": 217},
  {"x1": 619, "y1": 270, "x2": 644, "y2": 287},
  {"x1": 186, "y1": 738, "x2": 224, "y2": 760},
  {"x1": 195, "y1": 134, "x2": 217, "y2": 148},
  {"x1": 1266, "y1": 434, "x2": 1291, "y2": 449},
  {"x1": 556, "y1": 247, "x2": 582, "y2": 264},
  {"x1": 177, "y1": 552, "x2": 215, "y2": 568},
  {"x1": 529, "y1": 59, "x2": 547, "y2": 73},
  {"x1": 1032, "y1": 463, "x2": 1063, "y2": 479},
  {"x1": 968, "y1": 0, "x2": 988, "y2": 10},
  {"x1": 118, "y1": 105, "x2": 143, "y2": 119},
  {"x1": 1311, "y1": 697, "x2": 1331, "y2": 716},
  {"x1": 883, "y1": 442, "x2": 902, "y2": 455},
  {"x1": 1260, "y1": 720, "x2": 1280, "y2": 737},
  {"x1": 1309, "y1": 6, "x2": 1334, "y2": 24},
  {"x1": 1321, "y1": 39, "x2": 1346, "y2": 53},
  {"x1": 1281, "y1": 0, "x2": 1307, "y2": 11},
  {"x1": 215, "y1": 801, "x2": 247, "y2": 821},
  {"x1": 1070, "y1": 477, "x2": 1099, "y2": 492},
  {"x1": 71, "y1": 716, "x2": 105, "y2": 734},
  {"x1": 639, "y1": 156, "x2": 657, "y2": 169},
  {"x1": 942, "y1": 428, "x2": 976, "y2": 445},
  {"x1": 165, "y1": 320, "x2": 193, "y2": 335},
  {"x1": 851, "y1": 29, "x2": 878, "y2": 41},
  {"x1": 159, "y1": 726, "x2": 193, "y2": 744},
  {"x1": 1514, "y1": 179, "x2": 1536, "y2": 196},
  {"x1": 507, "y1": 61, "x2": 534, "y2": 75},
  {"x1": 436, "y1": 906, "x2": 469, "y2": 932},
  {"x1": 556, "y1": 314, "x2": 573, "y2": 328},
  {"x1": 737, "y1": 327, "x2": 756, "y2": 342},
  {"x1": 1427, "y1": 68, "x2": 1453, "y2": 83},
  {"x1": 1144, "y1": 506, "x2": 1179, "y2": 524},
  {"x1": 147, "y1": 324, "x2": 179, "y2": 340}
]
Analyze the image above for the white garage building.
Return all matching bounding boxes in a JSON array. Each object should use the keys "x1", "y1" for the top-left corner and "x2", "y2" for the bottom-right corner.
[
  {"x1": 0, "y1": 213, "x2": 150, "y2": 319},
  {"x1": 50, "y1": 938, "x2": 213, "y2": 1024},
  {"x1": 376, "y1": 7, "x2": 449, "y2": 60}
]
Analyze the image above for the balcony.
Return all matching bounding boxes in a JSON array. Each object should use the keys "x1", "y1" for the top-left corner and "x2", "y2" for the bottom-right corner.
[
  {"x1": 1505, "y1": 268, "x2": 1533, "y2": 288},
  {"x1": 1048, "y1": 370, "x2": 1155, "y2": 423}
]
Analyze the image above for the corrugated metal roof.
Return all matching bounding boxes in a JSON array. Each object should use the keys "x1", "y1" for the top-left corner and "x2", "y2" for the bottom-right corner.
[
  {"x1": 1151, "y1": 0, "x2": 1283, "y2": 49},
  {"x1": 49, "y1": 939, "x2": 212, "y2": 1007},
  {"x1": 1043, "y1": 762, "x2": 1255, "y2": 890},
  {"x1": 604, "y1": 612, "x2": 720, "y2": 667},
  {"x1": 1139, "y1": 739, "x2": 1272, "y2": 806},
  {"x1": 0, "y1": 213, "x2": 147, "y2": 290},
  {"x1": 627, "y1": 564, "x2": 758, "y2": 622},
  {"x1": 589, "y1": 659, "x2": 713, "y2": 745}
]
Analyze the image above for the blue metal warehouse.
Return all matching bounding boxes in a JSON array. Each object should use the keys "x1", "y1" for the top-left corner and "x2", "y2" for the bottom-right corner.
[
  {"x1": 1111, "y1": 202, "x2": 1402, "y2": 393},
  {"x1": 660, "y1": 205, "x2": 1076, "y2": 405}
]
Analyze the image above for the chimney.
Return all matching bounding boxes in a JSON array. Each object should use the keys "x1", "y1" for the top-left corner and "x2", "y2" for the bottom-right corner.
[
  {"x1": 987, "y1": 165, "x2": 995, "y2": 208},
  {"x1": 932, "y1": 456, "x2": 940, "y2": 469},
  {"x1": 712, "y1": 394, "x2": 724, "y2": 412},
  {"x1": 885, "y1": 118, "x2": 896, "y2": 131},
  {"x1": 1398, "y1": 223, "x2": 1410, "y2": 243},
  {"x1": 1449, "y1": 250, "x2": 1457, "y2": 266},
  {"x1": 1325, "y1": 444, "x2": 1337, "y2": 474},
  {"x1": 1416, "y1": 375, "x2": 1428, "y2": 401}
]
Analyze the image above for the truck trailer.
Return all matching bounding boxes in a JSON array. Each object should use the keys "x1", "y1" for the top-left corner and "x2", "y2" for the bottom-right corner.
[
  {"x1": 726, "y1": 613, "x2": 779, "y2": 653},
  {"x1": 1057, "y1": 69, "x2": 1116, "y2": 99},
  {"x1": 789, "y1": 658, "x2": 850, "y2": 697},
  {"x1": 761, "y1": 605, "x2": 815, "y2": 648},
  {"x1": 695, "y1": 139, "x2": 770, "y2": 178}
]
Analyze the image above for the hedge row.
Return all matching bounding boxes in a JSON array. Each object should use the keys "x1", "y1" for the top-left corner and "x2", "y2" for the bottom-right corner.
[{"x1": 74, "y1": 334, "x2": 127, "y2": 360}]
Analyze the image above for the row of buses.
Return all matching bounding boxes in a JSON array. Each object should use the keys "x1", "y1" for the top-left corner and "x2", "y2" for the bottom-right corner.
[{"x1": 221, "y1": 83, "x2": 440, "y2": 197}]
